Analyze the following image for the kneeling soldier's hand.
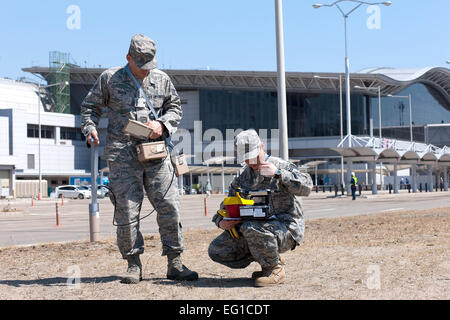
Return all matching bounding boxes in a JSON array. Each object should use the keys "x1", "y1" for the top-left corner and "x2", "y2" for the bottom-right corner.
[{"x1": 219, "y1": 220, "x2": 241, "y2": 231}]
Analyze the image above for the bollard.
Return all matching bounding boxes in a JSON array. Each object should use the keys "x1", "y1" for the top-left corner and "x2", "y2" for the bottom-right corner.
[
  {"x1": 61, "y1": 194, "x2": 64, "y2": 207},
  {"x1": 38, "y1": 192, "x2": 42, "y2": 201},
  {"x1": 31, "y1": 196, "x2": 34, "y2": 207},
  {"x1": 204, "y1": 195, "x2": 208, "y2": 217},
  {"x1": 56, "y1": 202, "x2": 61, "y2": 227}
]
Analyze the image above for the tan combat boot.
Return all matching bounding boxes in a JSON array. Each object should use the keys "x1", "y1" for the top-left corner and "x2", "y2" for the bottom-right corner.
[
  {"x1": 251, "y1": 256, "x2": 285, "y2": 280},
  {"x1": 166, "y1": 253, "x2": 199, "y2": 281},
  {"x1": 254, "y1": 261, "x2": 286, "y2": 287}
]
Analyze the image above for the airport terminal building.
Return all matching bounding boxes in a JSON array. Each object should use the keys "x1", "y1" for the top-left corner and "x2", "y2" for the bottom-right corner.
[{"x1": 0, "y1": 64, "x2": 449, "y2": 197}]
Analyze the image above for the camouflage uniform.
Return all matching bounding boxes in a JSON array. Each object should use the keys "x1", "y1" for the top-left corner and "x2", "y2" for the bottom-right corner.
[
  {"x1": 80, "y1": 54, "x2": 183, "y2": 259},
  {"x1": 208, "y1": 136, "x2": 313, "y2": 269}
]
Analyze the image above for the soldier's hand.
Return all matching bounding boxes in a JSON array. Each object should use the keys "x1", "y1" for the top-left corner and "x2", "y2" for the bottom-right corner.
[
  {"x1": 219, "y1": 219, "x2": 241, "y2": 230},
  {"x1": 145, "y1": 121, "x2": 164, "y2": 139},
  {"x1": 258, "y1": 162, "x2": 277, "y2": 177},
  {"x1": 87, "y1": 129, "x2": 100, "y2": 147}
]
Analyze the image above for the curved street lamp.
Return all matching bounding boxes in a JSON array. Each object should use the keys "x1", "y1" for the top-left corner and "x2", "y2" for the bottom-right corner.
[{"x1": 313, "y1": 0, "x2": 392, "y2": 147}]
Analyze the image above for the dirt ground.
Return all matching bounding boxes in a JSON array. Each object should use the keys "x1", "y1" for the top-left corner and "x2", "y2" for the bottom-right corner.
[{"x1": 0, "y1": 207, "x2": 448, "y2": 300}]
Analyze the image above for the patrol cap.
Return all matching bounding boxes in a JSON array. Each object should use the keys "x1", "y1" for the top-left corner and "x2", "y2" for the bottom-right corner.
[
  {"x1": 128, "y1": 34, "x2": 157, "y2": 70},
  {"x1": 235, "y1": 129, "x2": 262, "y2": 163}
]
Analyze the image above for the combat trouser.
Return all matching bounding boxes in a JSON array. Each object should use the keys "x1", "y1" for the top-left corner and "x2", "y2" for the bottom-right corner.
[
  {"x1": 208, "y1": 219, "x2": 298, "y2": 269},
  {"x1": 108, "y1": 156, "x2": 184, "y2": 259}
]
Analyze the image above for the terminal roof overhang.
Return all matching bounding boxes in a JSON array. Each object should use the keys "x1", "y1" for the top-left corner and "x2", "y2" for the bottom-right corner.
[
  {"x1": 22, "y1": 66, "x2": 450, "y2": 109},
  {"x1": 333, "y1": 135, "x2": 450, "y2": 165}
]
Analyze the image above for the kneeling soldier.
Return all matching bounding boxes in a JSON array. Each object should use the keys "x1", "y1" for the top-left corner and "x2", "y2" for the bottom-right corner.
[{"x1": 208, "y1": 129, "x2": 313, "y2": 287}]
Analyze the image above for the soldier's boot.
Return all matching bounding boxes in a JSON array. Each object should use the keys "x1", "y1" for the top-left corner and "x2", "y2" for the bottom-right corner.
[
  {"x1": 166, "y1": 253, "x2": 199, "y2": 281},
  {"x1": 120, "y1": 254, "x2": 143, "y2": 284},
  {"x1": 251, "y1": 256, "x2": 285, "y2": 280},
  {"x1": 254, "y1": 261, "x2": 286, "y2": 287}
]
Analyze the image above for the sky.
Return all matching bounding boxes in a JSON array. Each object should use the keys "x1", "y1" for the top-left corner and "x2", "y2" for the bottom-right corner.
[{"x1": 0, "y1": 0, "x2": 449, "y2": 81}]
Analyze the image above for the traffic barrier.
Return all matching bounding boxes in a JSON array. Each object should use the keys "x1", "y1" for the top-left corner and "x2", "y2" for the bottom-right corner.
[{"x1": 56, "y1": 202, "x2": 61, "y2": 227}]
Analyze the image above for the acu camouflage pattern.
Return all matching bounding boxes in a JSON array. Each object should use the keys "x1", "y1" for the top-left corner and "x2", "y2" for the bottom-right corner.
[
  {"x1": 208, "y1": 155, "x2": 313, "y2": 268},
  {"x1": 80, "y1": 65, "x2": 182, "y2": 162},
  {"x1": 109, "y1": 157, "x2": 183, "y2": 258},
  {"x1": 80, "y1": 65, "x2": 184, "y2": 258}
]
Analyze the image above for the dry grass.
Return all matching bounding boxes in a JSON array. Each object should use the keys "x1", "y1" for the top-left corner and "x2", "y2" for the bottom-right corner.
[{"x1": 0, "y1": 207, "x2": 448, "y2": 300}]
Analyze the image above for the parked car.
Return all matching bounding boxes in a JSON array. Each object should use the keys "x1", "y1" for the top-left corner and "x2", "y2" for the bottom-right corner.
[
  {"x1": 55, "y1": 185, "x2": 91, "y2": 200},
  {"x1": 84, "y1": 185, "x2": 110, "y2": 199},
  {"x1": 98, "y1": 185, "x2": 110, "y2": 198}
]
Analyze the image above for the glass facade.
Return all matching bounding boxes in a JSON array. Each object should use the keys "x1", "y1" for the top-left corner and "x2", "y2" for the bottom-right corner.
[
  {"x1": 199, "y1": 89, "x2": 368, "y2": 137},
  {"x1": 199, "y1": 90, "x2": 278, "y2": 134},
  {"x1": 370, "y1": 83, "x2": 450, "y2": 141},
  {"x1": 373, "y1": 83, "x2": 450, "y2": 126},
  {"x1": 199, "y1": 83, "x2": 449, "y2": 141}
]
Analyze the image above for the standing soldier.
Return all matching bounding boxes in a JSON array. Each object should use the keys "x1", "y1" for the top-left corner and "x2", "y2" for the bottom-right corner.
[{"x1": 80, "y1": 34, "x2": 198, "y2": 284}]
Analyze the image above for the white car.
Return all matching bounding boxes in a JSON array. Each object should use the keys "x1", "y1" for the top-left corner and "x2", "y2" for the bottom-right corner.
[
  {"x1": 84, "y1": 185, "x2": 110, "y2": 199},
  {"x1": 56, "y1": 185, "x2": 91, "y2": 200}
]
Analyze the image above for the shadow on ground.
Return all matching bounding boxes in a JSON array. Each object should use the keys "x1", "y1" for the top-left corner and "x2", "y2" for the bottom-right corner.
[
  {"x1": 150, "y1": 277, "x2": 254, "y2": 288},
  {"x1": 0, "y1": 276, "x2": 121, "y2": 287}
]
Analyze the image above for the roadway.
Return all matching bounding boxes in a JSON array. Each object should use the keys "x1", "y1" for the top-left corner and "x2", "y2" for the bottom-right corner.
[{"x1": 0, "y1": 190, "x2": 449, "y2": 247}]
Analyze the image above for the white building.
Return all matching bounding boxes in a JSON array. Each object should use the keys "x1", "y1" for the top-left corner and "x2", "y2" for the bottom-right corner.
[{"x1": 0, "y1": 78, "x2": 107, "y2": 198}]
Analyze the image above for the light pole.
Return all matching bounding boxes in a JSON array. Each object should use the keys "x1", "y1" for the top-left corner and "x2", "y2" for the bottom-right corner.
[
  {"x1": 314, "y1": 75, "x2": 345, "y2": 188},
  {"x1": 37, "y1": 81, "x2": 70, "y2": 200},
  {"x1": 275, "y1": 0, "x2": 289, "y2": 161},
  {"x1": 313, "y1": 1, "x2": 392, "y2": 148}
]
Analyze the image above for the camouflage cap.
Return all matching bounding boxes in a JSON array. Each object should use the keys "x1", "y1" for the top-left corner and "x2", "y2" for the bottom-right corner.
[
  {"x1": 235, "y1": 129, "x2": 262, "y2": 163},
  {"x1": 128, "y1": 34, "x2": 157, "y2": 70}
]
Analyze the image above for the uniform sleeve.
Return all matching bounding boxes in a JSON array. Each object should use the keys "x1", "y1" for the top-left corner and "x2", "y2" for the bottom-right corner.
[
  {"x1": 80, "y1": 72, "x2": 109, "y2": 137},
  {"x1": 278, "y1": 163, "x2": 313, "y2": 197},
  {"x1": 158, "y1": 78, "x2": 182, "y2": 136}
]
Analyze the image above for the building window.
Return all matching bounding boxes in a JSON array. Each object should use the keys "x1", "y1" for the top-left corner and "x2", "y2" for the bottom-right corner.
[
  {"x1": 27, "y1": 124, "x2": 55, "y2": 139},
  {"x1": 60, "y1": 127, "x2": 83, "y2": 141},
  {"x1": 27, "y1": 124, "x2": 39, "y2": 138},
  {"x1": 41, "y1": 125, "x2": 54, "y2": 139},
  {"x1": 27, "y1": 154, "x2": 35, "y2": 169}
]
